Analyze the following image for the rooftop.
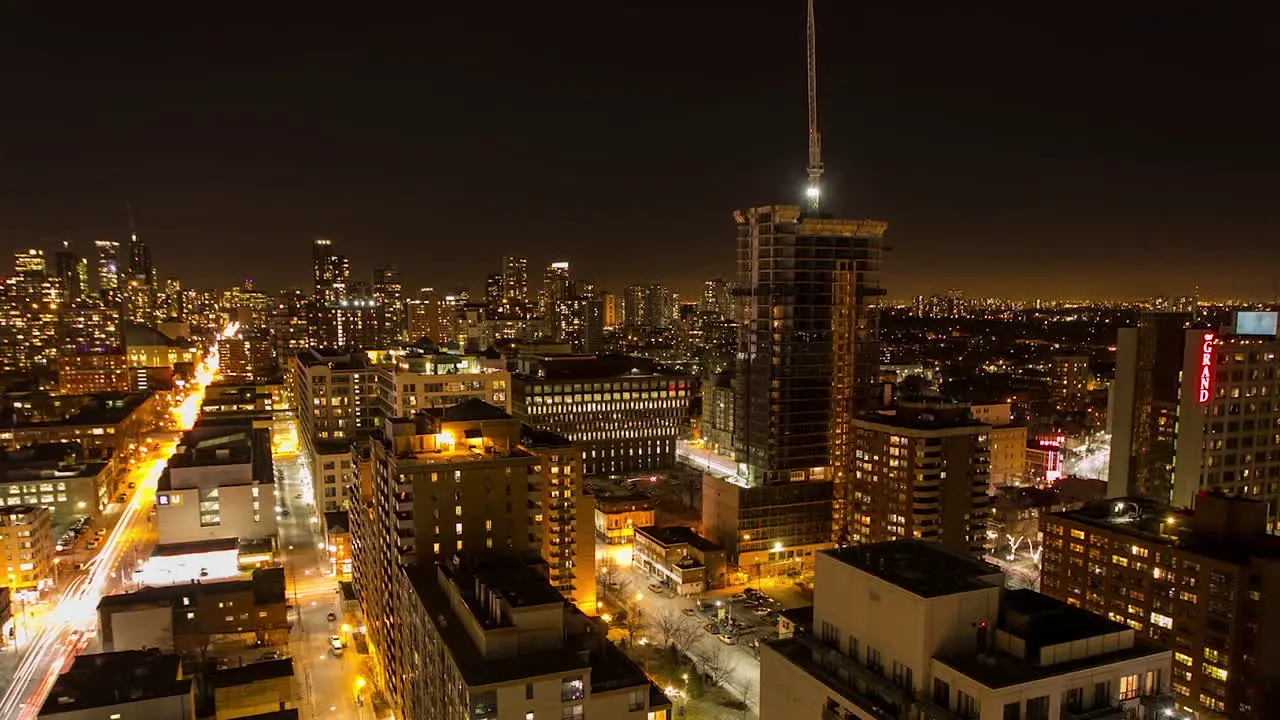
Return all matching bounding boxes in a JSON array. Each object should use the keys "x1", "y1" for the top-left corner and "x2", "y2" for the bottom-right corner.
[
  {"x1": 825, "y1": 541, "x2": 1003, "y2": 598},
  {"x1": 296, "y1": 348, "x2": 372, "y2": 372},
  {"x1": 1052, "y1": 494, "x2": 1280, "y2": 564},
  {"x1": 523, "y1": 354, "x2": 690, "y2": 381},
  {"x1": 435, "y1": 397, "x2": 511, "y2": 422},
  {"x1": 324, "y1": 511, "x2": 349, "y2": 534},
  {"x1": 635, "y1": 525, "x2": 722, "y2": 554},
  {"x1": 6, "y1": 392, "x2": 152, "y2": 429},
  {"x1": 854, "y1": 405, "x2": 989, "y2": 432},
  {"x1": 210, "y1": 657, "x2": 294, "y2": 688},
  {"x1": 98, "y1": 567, "x2": 285, "y2": 612},
  {"x1": 40, "y1": 650, "x2": 190, "y2": 714}
]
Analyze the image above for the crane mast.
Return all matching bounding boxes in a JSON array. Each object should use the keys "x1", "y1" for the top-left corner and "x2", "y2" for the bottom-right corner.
[{"x1": 805, "y1": 0, "x2": 823, "y2": 212}]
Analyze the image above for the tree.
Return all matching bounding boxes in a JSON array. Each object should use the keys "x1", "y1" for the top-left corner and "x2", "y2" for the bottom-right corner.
[
  {"x1": 700, "y1": 643, "x2": 738, "y2": 688},
  {"x1": 654, "y1": 608, "x2": 698, "y2": 649}
]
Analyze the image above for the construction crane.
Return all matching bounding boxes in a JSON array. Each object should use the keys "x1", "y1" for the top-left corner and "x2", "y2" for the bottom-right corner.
[{"x1": 805, "y1": 0, "x2": 824, "y2": 212}]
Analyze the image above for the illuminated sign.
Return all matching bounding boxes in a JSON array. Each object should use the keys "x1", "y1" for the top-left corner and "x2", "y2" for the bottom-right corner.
[
  {"x1": 1198, "y1": 332, "x2": 1216, "y2": 404},
  {"x1": 157, "y1": 494, "x2": 169, "y2": 506}
]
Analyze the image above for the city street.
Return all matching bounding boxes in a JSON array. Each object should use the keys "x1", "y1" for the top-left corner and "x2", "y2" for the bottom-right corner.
[{"x1": 274, "y1": 439, "x2": 371, "y2": 719}]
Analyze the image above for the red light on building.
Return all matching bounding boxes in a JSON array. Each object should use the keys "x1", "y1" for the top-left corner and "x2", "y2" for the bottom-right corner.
[{"x1": 1198, "y1": 332, "x2": 1216, "y2": 404}]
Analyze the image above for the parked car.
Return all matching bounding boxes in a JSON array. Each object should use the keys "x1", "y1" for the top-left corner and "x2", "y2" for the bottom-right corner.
[
  {"x1": 730, "y1": 592, "x2": 747, "y2": 600},
  {"x1": 681, "y1": 607, "x2": 696, "y2": 616},
  {"x1": 648, "y1": 582, "x2": 666, "y2": 594},
  {"x1": 327, "y1": 612, "x2": 337, "y2": 622},
  {"x1": 259, "y1": 650, "x2": 286, "y2": 661},
  {"x1": 328, "y1": 635, "x2": 344, "y2": 650},
  {"x1": 718, "y1": 633, "x2": 736, "y2": 645}
]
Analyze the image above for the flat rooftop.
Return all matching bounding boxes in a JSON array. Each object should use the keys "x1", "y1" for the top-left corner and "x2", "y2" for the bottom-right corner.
[
  {"x1": 40, "y1": 650, "x2": 190, "y2": 714},
  {"x1": 523, "y1": 354, "x2": 690, "y2": 381},
  {"x1": 636, "y1": 525, "x2": 722, "y2": 553},
  {"x1": 296, "y1": 349, "x2": 372, "y2": 371},
  {"x1": 1053, "y1": 497, "x2": 1280, "y2": 564},
  {"x1": 936, "y1": 637, "x2": 1166, "y2": 690},
  {"x1": 7, "y1": 392, "x2": 152, "y2": 429},
  {"x1": 825, "y1": 541, "x2": 1003, "y2": 598}
]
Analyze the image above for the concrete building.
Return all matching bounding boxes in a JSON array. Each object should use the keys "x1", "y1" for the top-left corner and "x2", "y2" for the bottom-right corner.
[
  {"x1": 0, "y1": 504, "x2": 54, "y2": 593},
  {"x1": 0, "y1": 443, "x2": 114, "y2": 527},
  {"x1": 210, "y1": 659, "x2": 295, "y2": 720},
  {"x1": 847, "y1": 402, "x2": 992, "y2": 557},
  {"x1": 761, "y1": 541, "x2": 1173, "y2": 720},
  {"x1": 377, "y1": 352, "x2": 512, "y2": 416},
  {"x1": 1108, "y1": 312, "x2": 1192, "y2": 504},
  {"x1": 155, "y1": 419, "x2": 277, "y2": 546},
  {"x1": 700, "y1": 371, "x2": 734, "y2": 455},
  {"x1": 1050, "y1": 355, "x2": 1091, "y2": 412},
  {"x1": 351, "y1": 399, "x2": 598, "y2": 693},
  {"x1": 38, "y1": 650, "x2": 194, "y2": 719},
  {"x1": 0, "y1": 391, "x2": 164, "y2": 463},
  {"x1": 56, "y1": 352, "x2": 132, "y2": 395},
  {"x1": 97, "y1": 567, "x2": 288, "y2": 653},
  {"x1": 1042, "y1": 492, "x2": 1280, "y2": 719},
  {"x1": 633, "y1": 525, "x2": 726, "y2": 594},
  {"x1": 594, "y1": 494, "x2": 655, "y2": 546},
  {"x1": 970, "y1": 402, "x2": 1027, "y2": 487},
  {"x1": 511, "y1": 354, "x2": 693, "y2": 476},
  {"x1": 1171, "y1": 313, "x2": 1280, "y2": 519},
  {"x1": 388, "y1": 557, "x2": 670, "y2": 720}
]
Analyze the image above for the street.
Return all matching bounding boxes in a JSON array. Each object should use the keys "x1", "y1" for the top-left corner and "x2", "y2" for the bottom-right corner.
[{"x1": 273, "y1": 438, "x2": 370, "y2": 719}]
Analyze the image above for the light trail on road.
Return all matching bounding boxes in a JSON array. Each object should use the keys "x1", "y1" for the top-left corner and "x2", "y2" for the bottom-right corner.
[{"x1": 0, "y1": 353, "x2": 216, "y2": 719}]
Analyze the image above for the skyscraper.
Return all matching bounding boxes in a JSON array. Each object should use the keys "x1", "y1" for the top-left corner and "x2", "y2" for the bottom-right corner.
[
  {"x1": 312, "y1": 238, "x2": 350, "y2": 303},
  {"x1": 540, "y1": 261, "x2": 571, "y2": 316},
  {"x1": 93, "y1": 240, "x2": 121, "y2": 296},
  {"x1": 54, "y1": 244, "x2": 84, "y2": 303},
  {"x1": 373, "y1": 264, "x2": 404, "y2": 343},
  {"x1": 500, "y1": 255, "x2": 529, "y2": 308},
  {"x1": 1108, "y1": 312, "x2": 1192, "y2": 504},
  {"x1": 127, "y1": 230, "x2": 153, "y2": 285}
]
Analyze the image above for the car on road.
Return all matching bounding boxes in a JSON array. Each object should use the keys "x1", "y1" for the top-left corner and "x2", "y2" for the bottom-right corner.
[
  {"x1": 681, "y1": 607, "x2": 696, "y2": 616},
  {"x1": 703, "y1": 623, "x2": 718, "y2": 634},
  {"x1": 717, "y1": 633, "x2": 736, "y2": 645},
  {"x1": 648, "y1": 582, "x2": 666, "y2": 593},
  {"x1": 294, "y1": 493, "x2": 302, "y2": 499},
  {"x1": 329, "y1": 635, "x2": 344, "y2": 650},
  {"x1": 259, "y1": 650, "x2": 286, "y2": 661},
  {"x1": 327, "y1": 612, "x2": 337, "y2": 622}
]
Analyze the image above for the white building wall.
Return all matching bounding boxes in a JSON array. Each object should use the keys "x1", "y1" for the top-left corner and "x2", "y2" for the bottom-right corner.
[
  {"x1": 156, "y1": 483, "x2": 277, "y2": 544},
  {"x1": 107, "y1": 606, "x2": 174, "y2": 652}
]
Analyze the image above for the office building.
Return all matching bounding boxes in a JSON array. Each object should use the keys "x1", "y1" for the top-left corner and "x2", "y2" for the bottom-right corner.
[
  {"x1": 0, "y1": 504, "x2": 54, "y2": 593},
  {"x1": 1108, "y1": 312, "x2": 1192, "y2": 503},
  {"x1": 846, "y1": 401, "x2": 991, "y2": 556},
  {"x1": 1041, "y1": 492, "x2": 1280, "y2": 719},
  {"x1": 155, "y1": 419, "x2": 277, "y2": 546},
  {"x1": 387, "y1": 558, "x2": 669, "y2": 720},
  {"x1": 53, "y1": 245, "x2": 86, "y2": 303},
  {"x1": 0, "y1": 443, "x2": 115, "y2": 525},
  {"x1": 57, "y1": 353, "x2": 131, "y2": 395},
  {"x1": 1050, "y1": 355, "x2": 1090, "y2": 412},
  {"x1": 511, "y1": 354, "x2": 693, "y2": 475},
  {"x1": 38, "y1": 650, "x2": 195, "y2": 720},
  {"x1": 761, "y1": 541, "x2": 1173, "y2": 720},
  {"x1": 1171, "y1": 312, "x2": 1280, "y2": 518},
  {"x1": 93, "y1": 240, "x2": 122, "y2": 297},
  {"x1": 97, "y1": 567, "x2": 287, "y2": 653}
]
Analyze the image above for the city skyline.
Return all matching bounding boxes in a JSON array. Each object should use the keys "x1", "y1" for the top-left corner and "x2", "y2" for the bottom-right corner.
[{"x1": 1, "y1": 3, "x2": 1277, "y2": 298}]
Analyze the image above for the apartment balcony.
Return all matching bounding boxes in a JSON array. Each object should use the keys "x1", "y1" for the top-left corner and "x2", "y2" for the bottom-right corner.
[
  {"x1": 394, "y1": 499, "x2": 413, "y2": 513},
  {"x1": 793, "y1": 637, "x2": 913, "y2": 720},
  {"x1": 396, "y1": 516, "x2": 414, "y2": 531},
  {"x1": 1061, "y1": 693, "x2": 1174, "y2": 720}
]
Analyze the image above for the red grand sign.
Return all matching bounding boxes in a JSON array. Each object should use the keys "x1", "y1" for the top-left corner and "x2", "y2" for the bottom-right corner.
[{"x1": 1198, "y1": 332, "x2": 1216, "y2": 404}]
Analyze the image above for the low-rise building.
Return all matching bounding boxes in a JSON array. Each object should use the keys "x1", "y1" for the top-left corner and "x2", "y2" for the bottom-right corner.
[
  {"x1": 0, "y1": 504, "x2": 54, "y2": 593},
  {"x1": 311, "y1": 438, "x2": 352, "y2": 513},
  {"x1": 0, "y1": 442, "x2": 113, "y2": 526},
  {"x1": 594, "y1": 494, "x2": 655, "y2": 546},
  {"x1": 390, "y1": 557, "x2": 670, "y2": 720},
  {"x1": 211, "y1": 658, "x2": 295, "y2": 720},
  {"x1": 98, "y1": 567, "x2": 288, "y2": 654},
  {"x1": 0, "y1": 391, "x2": 164, "y2": 463},
  {"x1": 970, "y1": 402, "x2": 1027, "y2": 487},
  {"x1": 38, "y1": 650, "x2": 195, "y2": 719},
  {"x1": 155, "y1": 419, "x2": 277, "y2": 546},
  {"x1": 634, "y1": 525, "x2": 726, "y2": 594},
  {"x1": 761, "y1": 541, "x2": 1173, "y2": 720},
  {"x1": 322, "y1": 510, "x2": 352, "y2": 580},
  {"x1": 201, "y1": 382, "x2": 284, "y2": 415}
]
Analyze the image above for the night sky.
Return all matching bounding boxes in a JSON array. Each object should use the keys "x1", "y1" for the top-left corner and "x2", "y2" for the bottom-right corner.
[{"x1": 1, "y1": 2, "x2": 1277, "y2": 299}]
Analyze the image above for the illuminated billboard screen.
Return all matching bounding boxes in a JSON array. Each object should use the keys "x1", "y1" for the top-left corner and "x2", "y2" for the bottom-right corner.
[{"x1": 1235, "y1": 311, "x2": 1279, "y2": 337}]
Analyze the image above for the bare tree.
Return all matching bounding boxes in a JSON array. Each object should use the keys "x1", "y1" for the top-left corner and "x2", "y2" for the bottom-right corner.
[
  {"x1": 700, "y1": 643, "x2": 739, "y2": 688},
  {"x1": 654, "y1": 608, "x2": 699, "y2": 648}
]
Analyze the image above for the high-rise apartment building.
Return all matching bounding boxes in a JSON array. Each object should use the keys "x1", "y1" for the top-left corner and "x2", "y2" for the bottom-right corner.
[
  {"x1": 969, "y1": 402, "x2": 1027, "y2": 487},
  {"x1": 14, "y1": 249, "x2": 46, "y2": 276},
  {"x1": 700, "y1": 278, "x2": 734, "y2": 320},
  {"x1": 762, "y1": 541, "x2": 1173, "y2": 720},
  {"x1": 702, "y1": 205, "x2": 885, "y2": 570},
  {"x1": 0, "y1": 504, "x2": 54, "y2": 592},
  {"x1": 501, "y1": 255, "x2": 529, "y2": 308},
  {"x1": 510, "y1": 354, "x2": 693, "y2": 476},
  {"x1": 372, "y1": 265, "x2": 404, "y2": 344},
  {"x1": 1042, "y1": 492, "x2": 1280, "y2": 719},
  {"x1": 846, "y1": 402, "x2": 991, "y2": 556},
  {"x1": 93, "y1": 240, "x2": 122, "y2": 297},
  {"x1": 311, "y1": 237, "x2": 350, "y2": 303},
  {"x1": 540, "y1": 261, "x2": 571, "y2": 315},
  {"x1": 598, "y1": 290, "x2": 618, "y2": 328},
  {"x1": 1108, "y1": 312, "x2": 1192, "y2": 503},
  {"x1": 1050, "y1": 354, "x2": 1091, "y2": 411},
  {"x1": 406, "y1": 288, "x2": 447, "y2": 343},
  {"x1": 387, "y1": 558, "x2": 666, "y2": 720},
  {"x1": 53, "y1": 245, "x2": 86, "y2": 303},
  {"x1": 351, "y1": 402, "x2": 597, "y2": 696}
]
